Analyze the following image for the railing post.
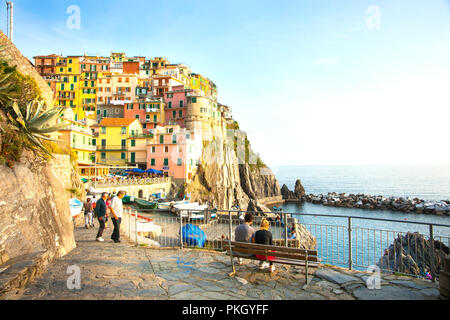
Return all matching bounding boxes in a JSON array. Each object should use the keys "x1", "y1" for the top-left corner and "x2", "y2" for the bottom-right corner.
[
  {"x1": 429, "y1": 224, "x2": 436, "y2": 282},
  {"x1": 348, "y1": 217, "x2": 353, "y2": 270},
  {"x1": 284, "y1": 212, "x2": 288, "y2": 247},
  {"x1": 228, "y1": 211, "x2": 233, "y2": 242},
  {"x1": 134, "y1": 209, "x2": 138, "y2": 246},
  {"x1": 128, "y1": 207, "x2": 131, "y2": 241},
  {"x1": 180, "y1": 212, "x2": 183, "y2": 249}
]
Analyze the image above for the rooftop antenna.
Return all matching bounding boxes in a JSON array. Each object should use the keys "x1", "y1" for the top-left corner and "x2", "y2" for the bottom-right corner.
[{"x1": 5, "y1": 1, "x2": 13, "y2": 42}]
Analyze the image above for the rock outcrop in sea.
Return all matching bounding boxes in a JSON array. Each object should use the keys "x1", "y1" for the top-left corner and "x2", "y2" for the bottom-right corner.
[
  {"x1": 377, "y1": 232, "x2": 449, "y2": 277},
  {"x1": 281, "y1": 180, "x2": 306, "y2": 201}
]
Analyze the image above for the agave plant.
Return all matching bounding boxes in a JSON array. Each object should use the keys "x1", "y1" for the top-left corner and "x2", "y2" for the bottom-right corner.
[
  {"x1": 0, "y1": 64, "x2": 19, "y2": 106},
  {"x1": 9, "y1": 100, "x2": 69, "y2": 156}
]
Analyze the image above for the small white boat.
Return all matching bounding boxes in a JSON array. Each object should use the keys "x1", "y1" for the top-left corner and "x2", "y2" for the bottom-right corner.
[
  {"x1": 158, "y1": 199, "x2": 190, "y2": 210},
  {"x1": 172, "y1": 202, "x2": 200, "y2": 210},
  {"x1": 69, "y1": 198, "x2": 83, "y2": 218},
  {"x1": 176, "y1": 203, "x2": 216, "y2": 221}
]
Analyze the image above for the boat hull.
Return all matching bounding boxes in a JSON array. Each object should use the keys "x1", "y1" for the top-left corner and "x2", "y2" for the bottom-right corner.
[{"x1": 135, "y1": 199, "x2": 159, "y2": 210}]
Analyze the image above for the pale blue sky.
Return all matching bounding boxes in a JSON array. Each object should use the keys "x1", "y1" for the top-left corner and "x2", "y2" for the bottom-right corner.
[{"x1": 3, "y1": 0, "x2": 450, "y2": 166}]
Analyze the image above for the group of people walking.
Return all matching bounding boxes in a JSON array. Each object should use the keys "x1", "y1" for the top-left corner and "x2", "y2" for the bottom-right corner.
[{"x1": 83, "y1": 191, "x2": 127, "y2": 243}]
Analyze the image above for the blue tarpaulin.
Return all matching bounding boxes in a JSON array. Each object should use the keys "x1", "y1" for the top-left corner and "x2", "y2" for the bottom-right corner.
[
  {"x1": 146, "y1": 168, "x2": 163, "y2": 174},
  {"x1": 126, "y1": 168, "x2": 146, "y2": 173},
  {"x1": 181, "y1": 224, "x2": 207, "y2": 248}
]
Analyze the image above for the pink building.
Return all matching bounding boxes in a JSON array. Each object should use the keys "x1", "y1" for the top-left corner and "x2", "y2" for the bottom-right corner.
[
  {"x1": 146, "y1": 125, "x2": 202, "y2": 183},
  {"x1": 123, "y1": 99, "x2": 165, "y2": 135},
  {"x1": 164, "y1": 85, "x2": 190, "y2": 128}
]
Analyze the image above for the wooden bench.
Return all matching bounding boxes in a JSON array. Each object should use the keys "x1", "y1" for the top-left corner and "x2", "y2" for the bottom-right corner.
[{"x1": 224, "y1": 241, "x2": 319, "y2": 287}]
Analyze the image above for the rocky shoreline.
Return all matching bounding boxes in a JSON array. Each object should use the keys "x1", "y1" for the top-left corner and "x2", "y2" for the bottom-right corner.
[
  {"x1": 302, "y1": 192, "x2": 450, "y2": 216},
  {"x1": 281, "y1": 180, "x2": 450, "y2": 216}
]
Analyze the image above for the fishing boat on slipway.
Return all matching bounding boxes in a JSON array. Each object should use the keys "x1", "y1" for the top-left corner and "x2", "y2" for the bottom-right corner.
[
  {"x1": 171, "y1": 202, "x2": 217, "y2": 221},
  {"x1": 157, "y1": 198, "x2": 190, "y2": 210}
]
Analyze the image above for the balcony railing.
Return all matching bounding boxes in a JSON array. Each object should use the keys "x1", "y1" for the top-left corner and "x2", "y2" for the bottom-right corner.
[
  {"x1": 129, "y1": 134, "x2": 154, "y2": 139},
  {"x1": 67, "y1": 125, "x2": 91, "y2": 135},
  {"x1": 97, "y1": 145, "x2": 128, "y2": 151},
  {"x1": 74, "y1": 144, "x2": 97, "y2": 152}
]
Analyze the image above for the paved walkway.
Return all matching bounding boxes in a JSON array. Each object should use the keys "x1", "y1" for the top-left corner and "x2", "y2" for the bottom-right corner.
[{"x1": 15, "y1": 226, "x2": 441, "y2": 300}]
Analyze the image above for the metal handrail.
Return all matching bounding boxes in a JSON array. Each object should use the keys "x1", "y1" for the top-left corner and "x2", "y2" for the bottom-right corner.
[{"x1": 214, "y1": 209, "x2": 450, "y2": 228}]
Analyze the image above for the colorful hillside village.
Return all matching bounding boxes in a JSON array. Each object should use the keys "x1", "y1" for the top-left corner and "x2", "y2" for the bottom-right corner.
[{"x1": 34, "y1": 53, "x2": 233, "y2": 184}]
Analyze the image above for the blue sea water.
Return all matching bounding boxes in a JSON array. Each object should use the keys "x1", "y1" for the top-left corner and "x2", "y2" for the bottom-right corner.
[
  {"x1": 273, "y1": 165, "x2": 450, "y2": 202},
  {"x1": 270, "y1": 165, "x2": 450, "y2": 271}
]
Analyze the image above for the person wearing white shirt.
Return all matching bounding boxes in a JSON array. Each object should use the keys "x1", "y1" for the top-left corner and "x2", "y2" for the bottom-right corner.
[{"x1": 110, "y1": 190, "x2": 126, "y2": 243}]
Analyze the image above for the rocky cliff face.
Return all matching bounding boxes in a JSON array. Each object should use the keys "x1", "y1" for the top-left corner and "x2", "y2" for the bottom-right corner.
[
  {"x1": 0, "y1": 33, "x2": 76, "y2": 265},
  {"x1": 377, "y1": 232, "x2": 449, "y2": 277},
  {"x1": 186, "y1": 124, "x2": 281, "y2": 211},
  {"x1": 0, "y1": 150, "x2": 76, "y2": 263}
]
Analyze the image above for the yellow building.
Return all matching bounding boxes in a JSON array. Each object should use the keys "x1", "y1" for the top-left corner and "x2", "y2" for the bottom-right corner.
[
  {"x1": 111, "y1": 52, "x2": 125, "y2": 62},
  {"x1": 127, "y1": 134, "x2": 148, "y2": 170},
  {"x1": 190, "y1": 73, "x2": 210, "y2": 96},
  {"x1": 95, "y1": 118, "x2": 143, "y2": 166},
  {"x1": 55, "y1": 56, "x2": 82, "y2": 119},
  {"x1": 55, "y1": 108, "x2": 97, "y2": 177}
]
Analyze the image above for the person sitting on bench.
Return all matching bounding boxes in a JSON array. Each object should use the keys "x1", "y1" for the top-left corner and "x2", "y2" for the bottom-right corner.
[
  {"x1": 253, "y1": 218, "x2": 276, "y2": 273},
  {"x1": 234, "y1": 213, "x2": 255, "y2": 265}
]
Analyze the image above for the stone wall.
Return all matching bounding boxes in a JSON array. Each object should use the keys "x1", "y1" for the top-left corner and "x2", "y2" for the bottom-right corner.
[
  {"x1": 0, "y1": 31, "x2": 54, "y2": 106},
  {"x1": 49, "y1": 154, "x2": 72, "y2": 190},
  {"x1": 258, "y1": 196, "x2": 284, "y2": 206}
]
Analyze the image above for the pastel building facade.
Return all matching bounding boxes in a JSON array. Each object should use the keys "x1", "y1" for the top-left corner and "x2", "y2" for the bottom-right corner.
[
  {"x1": 55, "y1": 108, "x2": 96, "y2": 177},
  {"x1": 95, "y1": 118, "x2": 143, "y2": 166},
  {"x1": 146, "y1": 125, "x2": 202, "y2": 183},
  {"x1": 164, "y1": 85, "x2": 189, "y2": 127},
  {"x1": 123, "y1": 99, "x2": 165, "y2": 134}
]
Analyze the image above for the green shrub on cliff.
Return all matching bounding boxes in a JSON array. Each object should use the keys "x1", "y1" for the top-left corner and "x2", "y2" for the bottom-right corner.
[{"x1": 0, "y1": 55, "x2": 66, "y2": 165}]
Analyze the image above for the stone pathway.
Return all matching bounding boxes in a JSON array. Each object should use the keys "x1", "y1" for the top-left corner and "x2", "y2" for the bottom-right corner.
[{"x1": 13, "y1": 226, "x2": 440, "y2": 300}]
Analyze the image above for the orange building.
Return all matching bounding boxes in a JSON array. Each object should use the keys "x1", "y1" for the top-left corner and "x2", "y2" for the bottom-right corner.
[{"x1": 123, "y1": 61, "x2": 140, "y2": 75}]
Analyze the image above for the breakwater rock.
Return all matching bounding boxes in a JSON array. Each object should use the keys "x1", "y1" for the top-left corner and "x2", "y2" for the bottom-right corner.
[
  {"x1": 281, "y1": 180, "x2": 306, "y2": 201},
  {"x1": 301, "y1": 192, "x2": 450, "y2": 216},
  {"x1": 377, "y1": 232, "x2": 449, "y2": 277}
]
